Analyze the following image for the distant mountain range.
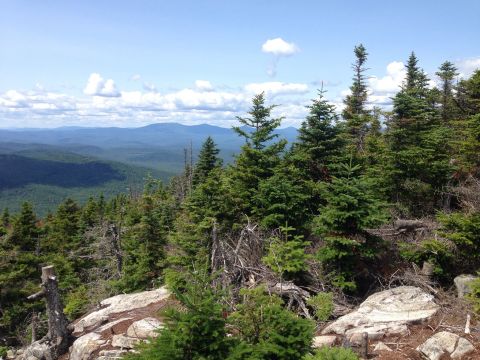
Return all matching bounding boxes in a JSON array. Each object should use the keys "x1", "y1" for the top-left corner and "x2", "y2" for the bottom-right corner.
[
  {"x1": 0, "y1": 123, "x2": 298, "y2": 150},
  {"x1": 0, "y1": 123, "x2": 299, "y2": 215}
]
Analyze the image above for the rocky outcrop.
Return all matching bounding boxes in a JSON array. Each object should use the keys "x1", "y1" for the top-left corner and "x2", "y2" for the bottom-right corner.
[
  {"x1": 68, "y1": 287, "x2": 170, "y2": 360},
  {"x1": 73, "y1": 288, "x2": 170, "y2": 334},
  {"x1": 321, "y1": 286, "x2": 439, "y2": 344},
  {"x1": 126, "y1": 318, "x2": 164, "y2": 339},
  {"x1": 70, "y1": 333, "x2": 107, "y2": 360},
  {"x1": 416, "y1": 331, "x2": 475, "y2": 360},
  {"x1": 454, "y1": 274, "x2": 478, "y2": 298}
]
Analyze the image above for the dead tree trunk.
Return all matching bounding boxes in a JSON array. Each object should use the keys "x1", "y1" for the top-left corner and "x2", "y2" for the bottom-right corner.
[
  {"x1": 27, "y1": 265, "x2": 71, "y2": 359},
  {"x1": 31, "y1": 312, "x2": 37, "y2": 344}
]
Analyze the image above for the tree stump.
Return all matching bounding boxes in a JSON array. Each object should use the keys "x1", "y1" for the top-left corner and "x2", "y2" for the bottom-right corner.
[{"x1": 28, "y1": 265, "x2": 71, "y2": 359}]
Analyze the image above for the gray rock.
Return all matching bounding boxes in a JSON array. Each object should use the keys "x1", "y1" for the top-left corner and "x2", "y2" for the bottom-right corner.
[
  {"x1": 6, "y1": 350, "x2": 15, "y2": 359},
  {"x1": 19, "y1": 341, "x2": 50, "y2": 360},
  {"x1": 126, "y1": 317, "x2": 164, "y2": 339},
  {"x1": 312, "y1": 335, "x2": 337, "y2": 348},
  {"x1": 416, "y1": 331, "x2": 475, "y2": 360},
  {"x1": 321, "y1": 286, "x2": 439, "y2": 344},
  {"x1": 98, "y1": 350, "x2": 129, "y2": 357},
  {"x1": 70, "y1": 332, "x2": 107, "y2": 360},
  {"x1": 373, "y1": 342, "x2": 392, "y2": 352},
  {"x1": 454, "y1": 274, "x2": 478, "y2": 298},
  {"x1": 74, "y1": 287, "x2": 170, "y2": 334},
  {"x1": 96, "y1": 349, "x2": 129, "y2": 360},
  {"x1": 111, "y1": 335, "x2": 143, "y2": 349}
]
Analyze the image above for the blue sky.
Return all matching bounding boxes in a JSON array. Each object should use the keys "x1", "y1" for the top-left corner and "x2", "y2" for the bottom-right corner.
[{"x1": 1, "y1": 0, "x2": 479, "y2": 128}]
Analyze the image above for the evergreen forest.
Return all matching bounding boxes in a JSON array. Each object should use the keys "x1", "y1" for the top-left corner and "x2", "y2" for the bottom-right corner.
[{"x1": 2, "y1": 45, "x2": 480, "y2": 359}]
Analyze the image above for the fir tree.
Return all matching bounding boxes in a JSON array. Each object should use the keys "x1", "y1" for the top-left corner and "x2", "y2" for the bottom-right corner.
[
  {"x1": 7, "y1": 202, "x2": 38, "y2": 251},
  {"x1": 233, "y1": 92, "x2": 284, "y2": 150},
  {"x1": 343, "y1": 44, "x2": 371, "y2": 154},
  {"x1": 193, "y1": 136, "x2": 222, "y2": 186},
  {"x1": 456, "y1": 69, "x2": 480, "y2": 116},
  {"x1": 294, "y1": 89, "x2": 344, "y2": 181},
  {"x1": 436, "y1": 61, "x2": 459, "y2": 123},
  {"x1": 314, "y1": 162, "x2": 388, "y2": 291},
  {"x1": 117, "y1": 193, "x2": 167, "y2": 291},
  {"x1": 228, "y1": 286, "x2": 314, "y2": 360},
  {"x1": 126, "y1": 271, "x2": 231, "y2": 360},
  {"x1": 387, "y1": 52, "x2": 451, "y2": 213},
  {"x1": 231, "y1": 93, "x2": 287, "y2": 217}
]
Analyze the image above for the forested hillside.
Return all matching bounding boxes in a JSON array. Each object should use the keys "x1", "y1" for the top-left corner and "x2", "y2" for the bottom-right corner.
[
  {"x1": 1, "y1": 46, "x2": 480, "y2": 359},
  {"x1": 0, "y1": 150, "x2": 170, "y2": 215}
]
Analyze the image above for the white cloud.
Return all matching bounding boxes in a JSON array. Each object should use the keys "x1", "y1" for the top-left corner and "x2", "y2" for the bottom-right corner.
[
  {"x1": 261, "y1": 38, "x2": 300, "y2": 77},
  {"x1": 143, "y1": 82, "x2": 157, "y2": 92},
  {"x1": 262, "y1": 38, "x2": 299, "y2": 56},
  {"x1": 368, "y1": 61, "x2": 405, "y2": 94},
  {"x1": 195, "y1": 80, "x2": 213, "y2": 91},
  {"x1": 244, "y1": 82, "x2": 309, "y2": 96},
  {"x1": 84, "y1": 73, "x2": 121, "y2": 97},
  {"x1": 456, "y1": 57, "x2": 480, "y2": 77},
  {"x1": 0, "y1": 76, "x2": 313, "y2": 129},
  {"x1": 130, "y1": 74, "x2": 141, "y2": 81}
]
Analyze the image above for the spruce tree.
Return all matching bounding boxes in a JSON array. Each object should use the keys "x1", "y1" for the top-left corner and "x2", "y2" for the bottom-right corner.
[
  {"x1": 1, "y1": 203, "x2": 43, "y2": 338},
  {"x1": 387, "y1": 52, "x2": 452, "y2": 213},
  {"x1": 233, "y1": 92, "x2": 284, "y2": 150},
  {"x1": 117, "y1": 193, "x2": 167, "y2": 291},
  {"x1": 294, "y1": 89, "x2": 344, "y2": 181},
  {"x1": 314, "y1": 162, "x2": 388, "y2": 291},
  {"x1": 7, "y1": 202, "x2": 38, "y2": 251},
  {"x1": 436, "y1": 61, "x2": 459, "y2": 123},
  {"x1": 343, "y1": 44, "x2": 371, "y2": 154},
  {"x1": 231, "y1": 93, "x2": 287, "y2": 217},
  {"x1": 192, "y1": 136, "x2": 222, "y2": 186},
  {"x1": 456, "y1": 69, "x2": 480, "y2": 116}
]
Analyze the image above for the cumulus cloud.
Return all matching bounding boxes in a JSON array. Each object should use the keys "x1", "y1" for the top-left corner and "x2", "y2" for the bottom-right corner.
[
  {"x1": 0, "y1": 79, "x2": 313, "y2": 128},
  {"x1": 262, "y1": 38, "x2": 299, "y2": 56},
  {"x1": 368, "y1": 61, "x2": 405, "y2": 94},
  {"x1": 244, "y1": 82, "x2": 309, "y2": 96},
  {"x1": 261, "y1": 37, "x2": 299, "y2": 77},
  {"x1": 84, "y1": 73, "x2": 121, "y2": 97},
  {"x1": 456, "y1": 57, "x2": 480, "y2": 77},
  {"x1": 195, "y1": 80, "x2": 214, "y2": 91}
]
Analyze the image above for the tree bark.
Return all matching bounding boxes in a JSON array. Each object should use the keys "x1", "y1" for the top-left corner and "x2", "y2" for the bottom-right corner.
[{"x1": 28, "y1": 265, "x2": 71, "y2": 359}]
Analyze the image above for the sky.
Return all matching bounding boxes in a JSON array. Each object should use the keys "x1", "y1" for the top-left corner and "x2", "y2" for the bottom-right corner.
[{"x1": 0, "y1": 0, "x2": 479, "y2": 129}]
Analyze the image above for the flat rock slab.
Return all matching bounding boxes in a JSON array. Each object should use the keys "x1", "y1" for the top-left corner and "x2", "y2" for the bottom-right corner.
[
  {"x1": 416, "y1": 331, "x2": 475, "y2": 360},
  {"x1": 127, "y1": 317, "x2": 164, "y2": 339},
  {"x1": 111, "y1": 334, "x2": 144, "y2": 349},
  {"x1": 321, "y1": 286, "x2": 439, "y2": 344},
  {"x1": 70, "y1": 333, "x2": 107, "y2": 360},
  {"x1": 74, "y1": 287, "x2": 170, "y2": 334},
  {"x1": 312, "y1": 335, "x2": 338, "y2": 348}
]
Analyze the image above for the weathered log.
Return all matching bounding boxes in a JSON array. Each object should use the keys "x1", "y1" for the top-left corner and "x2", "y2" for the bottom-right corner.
[
  {"x1": 27, "y1": 265, "x2": 72, "y2": 359},
  {"x1": 268, "y1": 282, "x2": 312, "y2": 318}
]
